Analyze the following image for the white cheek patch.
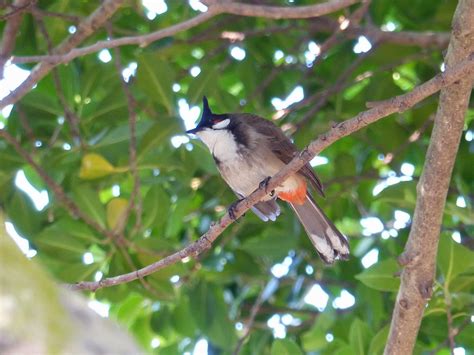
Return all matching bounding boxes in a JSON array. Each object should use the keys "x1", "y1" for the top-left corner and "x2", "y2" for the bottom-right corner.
[{"x1": 212, "y1": 118, "x2": 230, "y2": 130}]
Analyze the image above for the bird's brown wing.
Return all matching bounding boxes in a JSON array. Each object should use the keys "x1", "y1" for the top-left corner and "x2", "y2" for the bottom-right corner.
[{"x1": 243, "y1": 114, "x2": 325, "y2": 197}]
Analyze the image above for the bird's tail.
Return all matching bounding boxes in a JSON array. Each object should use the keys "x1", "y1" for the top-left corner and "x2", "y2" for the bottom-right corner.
[{"x1": 289, "y1": 194, "x2": 349, "y2": 264}]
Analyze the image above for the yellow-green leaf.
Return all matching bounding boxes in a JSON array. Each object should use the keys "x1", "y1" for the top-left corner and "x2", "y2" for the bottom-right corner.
[
  {"x1": 107, "y1": 198, "x2": 129, "y2": 229},
  {"x1": 79, "y1": 153, "x2": 116, "y2": 180}
]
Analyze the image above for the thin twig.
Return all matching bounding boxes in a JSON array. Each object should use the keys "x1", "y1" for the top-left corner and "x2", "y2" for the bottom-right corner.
[
  {"x1": 0, "y1": 130, "x2": 114, "y2": 241},
  {"x1": 106, "y1": 24, "x2": 142, "y2": 234},
  {"x1": 444, "y1": 287, "x2": 455, "y2": 354},
  {"x1": 16, "y1": 106, "x2": 36, "y2": 144},
  {"x1": 296, "y1": 42, "x2": 377, "y2": 129},
  {"x1": 32, "y1": 8, "x2": 81, "y2": 23},
  {"x1": 0, "y1": 0, "x2": 35, "y2": 21},
  {"x1": 428, "y1": 317, "x2": 472, "y2": 355},
  {"x1": 0, "y1": 0, "x2": 357, "y2": 108},
  {"x1": 64, "y1": 53, "x2": 474, "y2": 292},
  {"x1": 0, "y1": 0, "x2": 125, "y2": 108},
  {"x1": 32, "y1": 7, "x2": 85, "y2": 148},
  {"x1": 233, "y1": 285, "x2": 267, "y2": 355}
]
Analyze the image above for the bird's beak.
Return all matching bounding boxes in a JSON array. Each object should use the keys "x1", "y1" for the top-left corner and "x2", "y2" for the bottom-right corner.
[
  {"x1": 186, "y1": 126, "x2": 200, "y2": 135},
  {"x1": 186, "y1": 96, "x2": 211, "y2": 135}
]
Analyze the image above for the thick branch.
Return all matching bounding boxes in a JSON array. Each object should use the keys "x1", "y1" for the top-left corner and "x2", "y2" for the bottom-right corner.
[
  {"x1": 67, "y1": 54, "x2": 474, "y2": 292},
  {"x1": 208, "y1": 0, "x2": 358, "y2": 19},
  {"x1": 0, "y1": 0, "x2": 356, "y2": 109},
  {"x1": 0, "y1": 0, "x2": 31, "y2": 78},
  {"x1": 384, "y1": 1, "x2": 474, "y2": 354},
  {"x1": 0, "y1": 0, "x2": 124, "y2": 109}
]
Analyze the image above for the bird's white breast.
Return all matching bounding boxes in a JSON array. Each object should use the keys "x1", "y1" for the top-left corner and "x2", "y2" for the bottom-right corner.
[
  {"x1": 196, "y1": 128, "x2": 301, "y2": 198},
  {"x1": 196, "y1": 128, "x2": 240, "y2": 163}
]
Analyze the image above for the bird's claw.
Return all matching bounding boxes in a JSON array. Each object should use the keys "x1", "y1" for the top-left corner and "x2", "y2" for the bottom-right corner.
[
  {"x1": 228, "y1": 199, "x2": 245, "y2": 221},
  {"x1": 259, "y1": 176, "x2": 275, "y2": 197}
]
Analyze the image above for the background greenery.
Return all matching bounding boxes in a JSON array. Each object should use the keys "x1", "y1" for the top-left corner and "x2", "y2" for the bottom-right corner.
[{"x1": 1, "y1": 0, "x2": 473, "y2": 354}]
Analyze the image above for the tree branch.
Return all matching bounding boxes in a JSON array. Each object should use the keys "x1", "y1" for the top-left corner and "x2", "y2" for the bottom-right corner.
[
  {"x1": 207, "y1": 0, "x2": 359, "y2": 19},
  {"x1": 0, "y1": 0, "x2": 124, "y2": 109},
  {"x1": 0, "y1": 130, "x2": 115, "y2": 242},
  {"x1": 107, "y1": 24, "x2": 142, "y2": 234},
  {"x1": 66, "y1": 53, "x2": 474, "y2": 292},
  {"x1": 32, "y1": 6, "x2": 85, "y2": 148},
  {"x1": 233, "y1": 284, "x2": 267, "y2": 355},
  {"x1": 0, "y1": 0, "x2": 32, "y2": 78},
  {"x1": 0, "y1": 0, "x2": 357, "y2": 109},
  {"x1": 384, "y1": 0, "x2": 474, "y2": 354}
]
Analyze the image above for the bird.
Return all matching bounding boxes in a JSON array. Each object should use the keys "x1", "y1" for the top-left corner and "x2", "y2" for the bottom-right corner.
[{"x1": 186, "y1": 97, "x2": 349, "y2": 264}]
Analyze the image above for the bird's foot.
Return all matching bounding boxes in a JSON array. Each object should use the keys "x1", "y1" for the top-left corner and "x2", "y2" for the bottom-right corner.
[
  {"x1": 228, "y1": 199, "x2": 245, "y2": 221},
  {"x1": 259, "y1": 176, "x2": 275, "y2": 197}
]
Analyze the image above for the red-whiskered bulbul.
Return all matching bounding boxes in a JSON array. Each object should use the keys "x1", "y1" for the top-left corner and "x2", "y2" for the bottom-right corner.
[{"x1": 186, "y1": 97, "x2": 349, "y2": 264}]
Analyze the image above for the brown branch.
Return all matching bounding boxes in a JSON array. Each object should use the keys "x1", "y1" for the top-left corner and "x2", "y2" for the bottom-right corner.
[
  {"x1": 32, "y1": 8, "x2": 81, "y2": 23},
  {"x1": 106, "y1": 24, "x2": 142, "y2": 234},
  {"x1": 245, "y1": 0, "x2": 369, "y2": 109},
  {"x1": 66, "y1": 52, "x2": 474, "y2": 292},
  {"x1": 16, "y1": 106, "x2": 36, "y2": 143},
  {"x1": 0, "y1": 130, "x2": 114, "y2": 242},
  {"x1": 233, "y1": 285, "x2": 267, "y2": 355},
  {"x1": 384, "y1": 1, "x2": 474, "y2": 354},
  {"x1": 206, "y1": 0, "x2": 359, "y2": 19},
  {"x1": 184, "y1": 16, "x2": 449, "y2": 49},
  {"x1": 0, "y1": 0, "x2": 35, "y2": 21},
  {"x1": 444, "y1": 288, "x2": 455, "y2": 354},
  {"x1": 32, "y1": 7, "x2": 84, "y2": 148},
  {"x1": 0, "y1": 0, "x2": 357, "y2": 108},
  {"x1": 0, "y1": 0, "x2": 124, "y2": 109},
  {"x1": 295, "y1": 42, "x2": 377, "y2": 129},
  {"x1": 428, "y1": 317, "x2": 472, "y2": 355},
  {"x1": 352, "y1": 25, "x2": 450, "y2": 48},
  {"x1": 0, "y1": 0, "x2": 32, "y2": 78}
]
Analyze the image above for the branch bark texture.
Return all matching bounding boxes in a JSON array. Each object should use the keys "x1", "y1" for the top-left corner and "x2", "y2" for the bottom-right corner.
[
  {"x1": 0, "y1": 0, "x2": 124, "y2": 108},
  {"x1": 384, "y1": 0, "x2": 474, "y2": 354},
  {"x1": 0, "y1": 0, "x2": 31, "y2": 78},
  {"x1": 0, "y1": 0, "x2": 356, "y2": 109},
  {"x1": 67, "y1": 54, "x2": 474, "y2": 292}
]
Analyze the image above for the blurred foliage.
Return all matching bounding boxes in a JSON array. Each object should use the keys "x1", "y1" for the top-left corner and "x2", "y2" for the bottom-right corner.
[{"x1": 1, "y1": 0, "x2": 473, "y2": 354}]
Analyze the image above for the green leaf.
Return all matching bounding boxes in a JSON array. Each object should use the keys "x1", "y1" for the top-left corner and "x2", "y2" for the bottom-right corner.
[
  {"x1": 106, "y1": 198, "x2": 129, "y2": 229},
  {"x1": 349, "y1": 318, "x2": 372, "y2": 355},
  {"x1": 6, "y1": 190, "x2": 42, "y2": 237},
  {"x1": 335, "y1": 153, "x2": 356, "y2": 176},
  {"x1": 79, "y1": 153, "x2": 117, "y2": 180},
  {"x1": 301, "y1": 311, "x2": 335, "y2": 351},
  {"x1": 72, "y1": 185, "x2": 107, "y2": 228},
  {"x1": 138, "y1": 121, "x2": 178, "y2": 161},
  {"x1": 141, "y1": 185, "x2": 170, "y2": 230},
  {"x1": 188, "y1": 281, "x2": 216, "y2": 332},
  {"x1": 114, "y1": 293, "x2": 146, "y2": 326},
  {"x1": 301, "y1": 327, "x2": 328, "y2": 352},
  {"x1": 271, "y1": 339, "x2": 303, "y2": 355},
  {"x1": 171, "y1": 296, "x2": 197, "y2": 337},
  {"x1": 449, "y1": 275, "x2": 474, "y2": 292},
  {"x1": 136, "y1": 54, "x2": 175, "y2": 114},
  {"x1": 437, "y1": 235, "x2": 474, "y2": 283},
  {"x1": 368, "y1": 324, "x2": 390, "y2": 355},
  {"x1": 241, "y1": 227, "x2": 298, "y2": 261},
  {"x1": 187, "y1": 67, "x2": 220, "y2": 104},
  {"x1": 355, "y1": 258, "x2": 400, "y2": 292},
  {"x1": 188, "y1": 281, "x2": 236, "y2": 348},
  {"x1": 55, "y1": 262, "x2": 99, "y2": 283},
  {"x1": 36, "y1": 226, "x2": 86, "y2": 254}
]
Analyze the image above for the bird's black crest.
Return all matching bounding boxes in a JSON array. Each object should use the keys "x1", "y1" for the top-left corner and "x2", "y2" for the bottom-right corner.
[{"x1": 201, "y1": 96, "x2": 213, "y2": 125}]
